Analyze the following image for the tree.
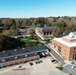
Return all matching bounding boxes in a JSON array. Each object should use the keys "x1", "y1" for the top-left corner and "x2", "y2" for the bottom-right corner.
[{"x1": 0, "y1": 20, "x2": 4, "y2": 27}]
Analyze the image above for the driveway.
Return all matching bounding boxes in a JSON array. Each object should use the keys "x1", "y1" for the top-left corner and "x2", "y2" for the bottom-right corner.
[{"x1": 46, "y1": 43, "x2": 65, "y2": 65}]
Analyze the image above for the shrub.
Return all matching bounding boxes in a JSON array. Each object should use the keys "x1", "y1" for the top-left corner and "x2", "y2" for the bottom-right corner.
[
  {"x1": 56, "y1": 66, "x2": 63, "y2": 71},
  {"x1": 71, "y1": 61, "x2": 74, "y2": 64},
  {"x1": 69, "y1": 73, "x2": 72, "y2": 75}
]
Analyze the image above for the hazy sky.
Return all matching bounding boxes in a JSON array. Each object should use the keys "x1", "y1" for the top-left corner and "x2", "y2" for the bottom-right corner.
[{"x1": 0, "y1": 0, "x2": 76, "y2": 18}]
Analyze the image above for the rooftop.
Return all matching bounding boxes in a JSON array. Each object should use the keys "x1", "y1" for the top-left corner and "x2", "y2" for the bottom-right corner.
[
  {"x1": 64, "y1": 32, "x2": 76, "y2": 40},
  {"x1": 53, "y1": 37, "x2": 76, "y2": 47},
  {"x1": 39, "y1": 26, "x2": 55, "y2": 30},
  {"x1": 0, "y1": 46, "x2": 48, "y2": 63},
  {"x1": 53, "y1": 32, "x2": 76, "y2": 47}
]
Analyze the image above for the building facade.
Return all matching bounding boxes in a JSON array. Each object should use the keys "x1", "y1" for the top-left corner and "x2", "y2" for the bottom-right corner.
[
  {"x1": 35, "y1": 26, "x2": 56, "y2": 40},
  {"x1": 36, "y1": 26, "x2": 56, "y2": 36},
  {"x1": 52, "y1": 32, "x2": 76, "y2": 61},
  {"x1": 0, "y1": 46, "x2": 49, "y2": 68}
]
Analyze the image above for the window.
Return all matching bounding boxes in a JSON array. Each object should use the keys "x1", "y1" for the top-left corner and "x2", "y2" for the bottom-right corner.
[
  {"x1": 15, "y1": 57, "x2": 18, "y2": 59},
  {"x1": 64, "y1": 49, "x2": 67, "y2": 52},
  {"x1": 50, "y1": 31, "x2": 52, "y2": 34},
  {"x1": 74, "y1": 48, "x2": 76, "y2": 50},
  {"x1": 25, "y1": 55, "x2": 28, "y2": 57},
  {"x1": 74, "y1": 51, "x2": 75, "y2": 53}
]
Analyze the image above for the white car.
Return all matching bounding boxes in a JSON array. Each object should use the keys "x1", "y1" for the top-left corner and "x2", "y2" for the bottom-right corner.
[
  {"x1": 16, "y1": 65, "x2": 22, "y2": 68},
  {"x1": 71, "y1": 65, "x2": 76, "y2": 69}
]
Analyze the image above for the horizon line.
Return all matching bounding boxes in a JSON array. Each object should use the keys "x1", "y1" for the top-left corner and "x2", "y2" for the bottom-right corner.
[{"x1": 0, "y1": 16, "x2": 76, "y2": 18}]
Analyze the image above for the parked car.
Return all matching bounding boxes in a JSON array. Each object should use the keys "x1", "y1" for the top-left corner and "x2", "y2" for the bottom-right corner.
[
  {"x1": 16, "y1": 65, "x2": 22, "y2": 68},
  {"x1": 35, "y1": 60, "x2": 43, "y2": 64},
  {"x1": 51, "y1": 59, "x2": 56, "y2": 62},
  {"x1": 35, "y1": 61, "x2": 39, "y2": 64},
  {"x1": 29, "y1": 63, "x2": 33, "y2": 66},
  {"x1": 51, "y1": 59, "x2": 58, "y2": 64},
  {"x1": 39, "y1": 60, "x2": 42, "y2": 63},
  {"x1": 71, "y1": 65, "x2": 76, "y2": 69}
]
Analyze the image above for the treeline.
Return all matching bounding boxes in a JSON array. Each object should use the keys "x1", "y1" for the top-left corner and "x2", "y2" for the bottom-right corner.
[
  {"x1": 0, "y1": 34, "x2": 43, "y2": 51},
  {"x1": 0, "y1": 16, "x2": 76, "y2": 36},
  {"x1": 0, "y1": 34, "x2": 25, "y2": 50}
]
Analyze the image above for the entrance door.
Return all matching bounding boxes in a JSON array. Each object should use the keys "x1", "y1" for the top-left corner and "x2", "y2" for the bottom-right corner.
[
  {"x1": 73, "y1": 54, "x2": 76, "y2": 60},
  {"x1": 75, "y1": 54, "x2": 76, "y2": 60}
]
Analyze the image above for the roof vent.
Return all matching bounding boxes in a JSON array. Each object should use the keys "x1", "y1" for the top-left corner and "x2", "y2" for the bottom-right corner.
[
  {"x1": 68, "y1": 32, "x2": 74, "y2": 38},
  {"x1": 25, "y1": 55, "x2": 28, "y2": 57},
  {"x1": 44, "y1": 25, "x2": 47, "y2": 27},
  {"x1": 1, "y1": 59, "x2": 5, "y2": 62},
  {"x1": 22, "y1": 48, "x2": 25, "y2": 49},
  {"x1": 14, "y1": 49, "x2": 17, "y2": 51},
  {"x1": 15, "y1": 56, "x2": 18, "y2": 59},
  {"x1": 3, "y1": 51, "x2": 6, "y2": 53}
]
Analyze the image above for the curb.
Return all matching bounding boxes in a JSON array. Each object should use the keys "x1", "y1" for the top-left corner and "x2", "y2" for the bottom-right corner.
[{"x1": 49, "y1": 45, "x2": 64, "y2": 59}]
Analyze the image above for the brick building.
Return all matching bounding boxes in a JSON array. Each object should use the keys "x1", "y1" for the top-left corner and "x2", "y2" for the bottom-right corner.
[
  {"x1": 0, "y1": 46, "x2": 49, "y2": 68},
  {"x1": 35, "y1": 26, "x2": 56, "y2": 40},
  {"x1": 36, "y1": 26, "x2": 56, "y2": 36},
  {"x1": 52, "y1": 32, "x2": 76, "y2": 61}
]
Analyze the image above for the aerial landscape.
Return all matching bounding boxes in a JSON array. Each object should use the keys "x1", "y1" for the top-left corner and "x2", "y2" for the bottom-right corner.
[{"x1": 0, "y1": 0, "x2": 76, "y2": 75}]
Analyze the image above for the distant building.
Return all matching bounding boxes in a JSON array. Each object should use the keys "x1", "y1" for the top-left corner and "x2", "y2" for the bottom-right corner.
[
  {"x1": 35, "y1": 26, "x2": 56, "y2": 40},
  {"x1": 0, "y1": 27, "x2": 4, "y2": 33},
  {"x1": 18, "y1": 26, "x2": 26, "y2": 37},
  {"x1": 0, "y1": 46, "x2": 49, "y2": 68},
  {"x1": 52, "y1": 32, "x2": 76, "y2": 61}
]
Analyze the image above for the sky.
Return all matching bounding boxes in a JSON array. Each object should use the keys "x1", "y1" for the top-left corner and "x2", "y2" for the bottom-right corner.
[{"x1": 0, "y1": 0, "x2": 76, "y2": 18}]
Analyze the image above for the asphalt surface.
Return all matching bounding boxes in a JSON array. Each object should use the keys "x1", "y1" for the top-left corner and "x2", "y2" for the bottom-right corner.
[
  {"x1": 0, "y1": 57, "x2": 68, "y2": 75},
  {"x1": 44, "y1": 43, "x2": 66, "y2": 65},
  {"x1": 37, "y1": 36, "x2": 66, "y2": 65},
  {"x1": 49, "y1": 47, "x2": 65, "y2": 65},
  {"x1": 63, "y1": 65, "x2": 76, "y2": 75}
]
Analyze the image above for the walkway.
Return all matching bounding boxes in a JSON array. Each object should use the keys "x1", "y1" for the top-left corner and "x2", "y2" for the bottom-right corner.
[
  {"x1": 36, "y1": 35, "x2": 66, "y2": 65},
  {"x1": 46, "y1": 44, "x2": 66, "y2": 65}
]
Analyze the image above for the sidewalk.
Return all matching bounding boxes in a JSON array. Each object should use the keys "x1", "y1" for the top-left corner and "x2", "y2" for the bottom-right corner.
[
  {"x1": 48, "y1": 43, "x2": 64, "y2": 59},
  {"x1": 48, "y1": 43, "x2": 74, "y2": 65}
]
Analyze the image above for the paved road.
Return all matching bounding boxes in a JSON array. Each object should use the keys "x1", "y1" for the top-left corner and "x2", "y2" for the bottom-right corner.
[
  {"x1": 50, "y1": 49, "x2": 65, "y2": 65},
  {"x1": 47, "y1": 44, "x2": 65, "y2": 65},
  {"x1": 37, "y1": 35, "x2": 66, "y2": 65},
  {"x1": 63, "y1": 65, "x2": 76, "y2": 75}
]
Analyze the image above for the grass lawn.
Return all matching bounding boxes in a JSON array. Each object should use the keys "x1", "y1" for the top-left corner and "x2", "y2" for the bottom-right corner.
[
  {"x1": 20, "y1": 37, "x2": 43, "y2": 47},
  {"x1": 21, "y1": 38, "x2": 38, "y2": 43},
  {"x1": 69, "y1": 73, "x2": 72, "y2": 75},
  {"x1": 45, "y1": 35, "x2": 54, "y2": 39}
]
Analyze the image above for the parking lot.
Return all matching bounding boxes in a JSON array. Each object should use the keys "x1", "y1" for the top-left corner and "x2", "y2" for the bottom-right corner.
[
  {"x1": 0, "y1": 57, "x2": 68, "y2": 75},
  {"x1": 62, "y1": 64, "x2": 76, "y2": 75}
]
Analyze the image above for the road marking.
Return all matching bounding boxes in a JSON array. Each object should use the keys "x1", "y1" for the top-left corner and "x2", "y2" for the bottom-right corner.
[{"x1": 62, "y1": 64, "x2": 68, "y2": 67}]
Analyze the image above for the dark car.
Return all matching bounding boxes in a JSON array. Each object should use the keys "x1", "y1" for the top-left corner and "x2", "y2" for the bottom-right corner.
[
  {"x1": 39, "y1": 60, "x2": 42, "y2": 63},
  {"x1": 35, "y1": 61, "x2": 39, "y2": 64},
  {"x1": 18, "y1": 65, "x2": 22, "y2": 68},
  {"x1": 35, "y1": 60, "x2": 43, "y2": 64},
  {"x1": 29, "y1": 63, "x2": 33, "y2": 66},
  {"x1": 51, "y1": 59, "x2": 58, "y2": 63}
]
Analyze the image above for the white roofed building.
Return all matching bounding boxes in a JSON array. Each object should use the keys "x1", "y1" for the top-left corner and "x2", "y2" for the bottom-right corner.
[{"x1": 52, "y1": 32, "x2": 76, "y2": 61}]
